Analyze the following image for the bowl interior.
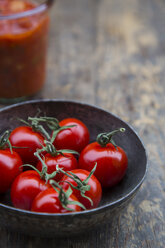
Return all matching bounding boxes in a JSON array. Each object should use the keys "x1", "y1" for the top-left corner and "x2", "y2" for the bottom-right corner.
[{"x1": 0, "y1": 99, "x2": 147, "y2": 210}]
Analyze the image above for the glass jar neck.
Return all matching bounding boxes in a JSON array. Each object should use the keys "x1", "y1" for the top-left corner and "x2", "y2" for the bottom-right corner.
[{"x1": 0, "y1": 0, "x2": 54, "y2": 20}]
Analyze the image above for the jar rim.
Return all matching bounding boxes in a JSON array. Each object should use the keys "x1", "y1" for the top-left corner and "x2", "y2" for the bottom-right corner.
[{"x1": 0, "y1": 0, "x2": 54, "y2": 20}]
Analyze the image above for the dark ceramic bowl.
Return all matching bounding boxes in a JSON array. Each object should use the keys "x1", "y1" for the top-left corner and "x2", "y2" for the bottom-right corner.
[{"x1": 0, "y1": 99, "x2": 147, "y2": 237}]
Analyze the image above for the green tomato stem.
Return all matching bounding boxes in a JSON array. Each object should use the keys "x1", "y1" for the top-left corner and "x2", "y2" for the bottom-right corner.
[
  {"x1": 50, "y1": 179, "x2": 86, "y2": 211},
  {"x1": 96, "y1": 127, "x2": 125, "y2": 147}
]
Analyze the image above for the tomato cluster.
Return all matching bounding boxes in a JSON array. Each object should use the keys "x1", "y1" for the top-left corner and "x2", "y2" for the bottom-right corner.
[{"x1": 0, "y1": 116, "x2": 128, "y2": 214}]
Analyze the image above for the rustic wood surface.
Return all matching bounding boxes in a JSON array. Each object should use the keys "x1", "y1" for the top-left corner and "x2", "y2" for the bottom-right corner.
[{"x1": 0, "y1": 0, "x2": 165, "y2": 247}]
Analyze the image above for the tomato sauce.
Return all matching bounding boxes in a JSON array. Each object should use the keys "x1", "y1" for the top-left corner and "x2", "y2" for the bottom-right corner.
[{"x1": 0, "y1": 0, "x2": 49, "y2": 100}]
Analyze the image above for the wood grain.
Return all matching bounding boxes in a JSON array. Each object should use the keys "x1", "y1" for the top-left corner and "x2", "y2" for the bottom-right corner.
[{"x1": 0, "y1": 0, "x2": 165, "y2": 247}]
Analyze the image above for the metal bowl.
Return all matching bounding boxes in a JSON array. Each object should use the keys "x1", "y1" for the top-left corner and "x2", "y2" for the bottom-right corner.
[{"x1": 0, "y1": 99, "x2": 147, "y2": 237}]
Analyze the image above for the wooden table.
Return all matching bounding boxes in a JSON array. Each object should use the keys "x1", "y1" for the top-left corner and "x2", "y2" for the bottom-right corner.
[{"x1": 0, "y1": 0, "x2": 165, "y2": 247}]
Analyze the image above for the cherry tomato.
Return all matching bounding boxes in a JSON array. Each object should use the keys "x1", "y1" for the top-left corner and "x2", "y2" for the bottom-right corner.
[
  {"x1": 78, "y1": 142, "x2": 128, "y2": 188},
  {"x1": 9, "y1": 126, "x2": 45, "y2": 165},
  {"x1": 0, "y1": 149, "x2": 23, "y2": 194},
  {"x1": 60, "y1": 169, "x2": 102, "y2": 209},
  {"x1": 10, "y1": 170, "x2": 50, "y2": 210},
  {"x1": 36, "y1": 153, "x2": 78, "y2": 181},
  {"x1": 53, "y1": 118, "x2": 90, "y2": 153},
  {"x1": 31, "y1": 188, "x2": 81, "y2": 213}
]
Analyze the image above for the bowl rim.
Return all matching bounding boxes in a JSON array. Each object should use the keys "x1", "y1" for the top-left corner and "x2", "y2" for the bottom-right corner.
[{"x1": 0, "y1": 98, "x2": 148, "y2": 217}]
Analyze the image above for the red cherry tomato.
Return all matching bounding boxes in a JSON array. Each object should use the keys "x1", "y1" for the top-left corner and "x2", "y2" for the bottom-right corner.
[
  {"x1": 10, "y1": 170, "x2": 50, "y2": 210},
  {"x1": 53, "y1": 118, "x2": 90, "y2": 153},
  {"x1": 9, "y1": 126, "x2": 45, "y2": 165},
  {"x1": 31, "y1": 188, "x2": 81, "y2": 213},
  {"x1": 60, "y1": 169, "x2": 102, "y2": 209},
  {"x1": 36, "y1": 153, "x2": 78, "y2": 181},
  {"x1": 78, "y1": 142, "x2": 128, "y2": 188},
  {"x1": 0, "y1": 149, "x2": 23, "y2": 194}
]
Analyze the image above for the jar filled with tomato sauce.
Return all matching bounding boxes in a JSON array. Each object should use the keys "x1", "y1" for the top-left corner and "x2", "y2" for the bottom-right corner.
[{"x1": 0, "y1": 0, "x2": 54, "y2": 102}]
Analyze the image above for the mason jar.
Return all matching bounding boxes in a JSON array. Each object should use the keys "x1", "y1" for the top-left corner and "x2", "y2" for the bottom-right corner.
[{"x1": 0, "y1": 0, "x2": 54, "y2": 103}]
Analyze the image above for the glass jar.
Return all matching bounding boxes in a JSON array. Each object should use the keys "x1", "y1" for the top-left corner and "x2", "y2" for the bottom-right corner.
[{"x1": 0, "y1": 0, "x2": 54, "y2": 103}]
